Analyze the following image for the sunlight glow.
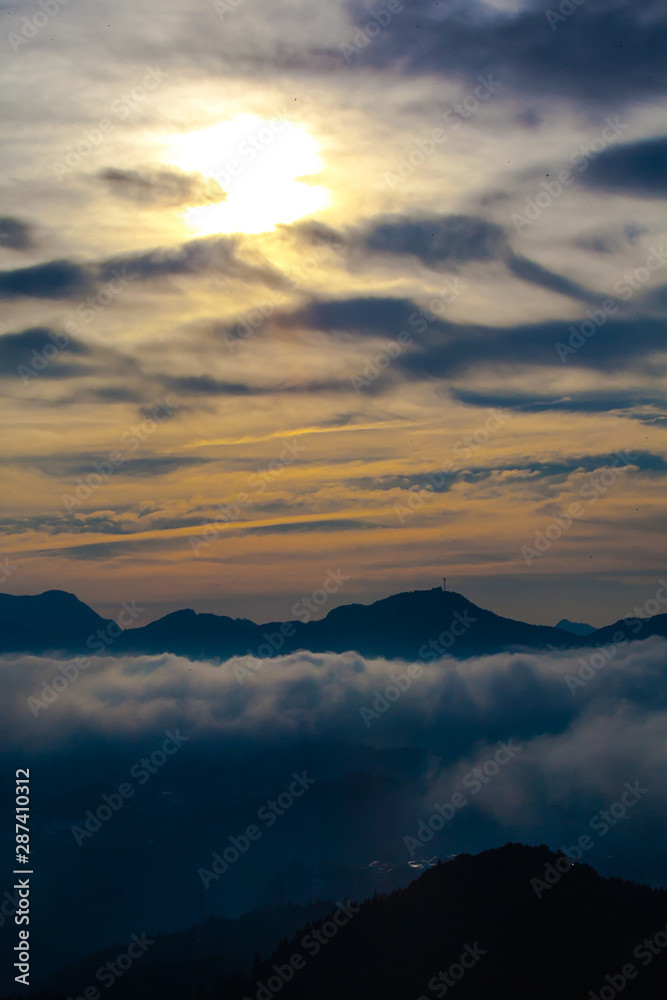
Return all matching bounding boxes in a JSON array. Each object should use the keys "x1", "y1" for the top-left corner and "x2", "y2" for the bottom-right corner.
[{"x1": 165, "y1": 116, "x2": 330, "y2": 234}]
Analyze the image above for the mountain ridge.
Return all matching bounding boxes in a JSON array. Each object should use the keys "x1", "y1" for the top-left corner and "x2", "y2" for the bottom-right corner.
[
  {"x1": 22, "y1": 843, "x2": 667, "y2": 1000},
  {"x1": 1, "y1": 586, "x2": 666, "y2": 661}
]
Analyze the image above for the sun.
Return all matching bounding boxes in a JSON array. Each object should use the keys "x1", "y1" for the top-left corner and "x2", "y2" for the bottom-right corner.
[{"x1": 165, "y1": 115, "x2": 330, "y2": 235}]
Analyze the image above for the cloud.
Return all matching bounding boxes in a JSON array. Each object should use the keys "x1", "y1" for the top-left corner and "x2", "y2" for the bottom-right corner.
[
  {"x1": 361, "y1": 214, "x2": 506, "y2": 267},
  {"x1": 347, "y1": 452, "x2": 667, "y2": 495},
  {"x1": 398, "y1": 315, "x2": 666, "y2": 379},
  {"x1": 8, "y1": 639, "x2": 667, "y2": 973},
  {"x1": 277, "y1": 295, "x2": 665, "y2": 383},
  {"x1": 159, "y1": 373, "x2": 348, "y2": 397},
  {"x1": 281, "y1": 296, "x2": 417, "y2": 337},
  {"x1": 580, "y1": 136, "x2": 667, "y2": 197},
  {"x1": 0, "y1": 260, "x2": 93, "y2": 300},
  {"x1": 98, "y1": 235, "x2": 284, "y2": 289},
  {"x1": 357, "y1": 215, "x2": 599, "y2": 303},
  {"x1": 451, "y1": 388, "x2": 667, "y2": 424},
  {"x1": 0, "y1": 217, "x2": 35, "y2": 251},
  {"x1": 504, "y1": 251, "x2": 603, "y2": 305},
  {"x1": 99, "y1": 167, "x2": 226, "y2": 207},
  {"x1": 31, "y1": 455, "x2": 210, "y2": 479},
  {"x1": 234, "y1": 517, "x2": 374, "y2": 537},
  {"x1": 0, "y1": 327, "x2": 91, "y2": 378},
  {"x1": 341, "y1": 0, "x2": 667, "y2": 106},
  {"x1": 0, "y1": 236, "x2": 284, "y2": 303},
  {"x1": 3, "y1": 638, "x2": 665, "y2": 746}
]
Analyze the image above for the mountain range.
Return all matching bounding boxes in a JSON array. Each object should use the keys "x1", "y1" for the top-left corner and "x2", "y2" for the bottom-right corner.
[
  {"x1": 1, "y1": 586, "x2": 666, "y2": 660},
  {"x1": 20, "y1": 844, "x2": 667, "y2": 1000}
]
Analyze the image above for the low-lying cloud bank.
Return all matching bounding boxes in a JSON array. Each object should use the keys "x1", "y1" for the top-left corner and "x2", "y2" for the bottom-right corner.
[
  {"x1": 4, "y1": 640, "x2": 667, "y2": 862},
  {"x1": 4, "y1": 637, "x2": 667, "y2": 748},
  {"x1": 2, "y1": 639, "x2": 666, "y2": 970}
]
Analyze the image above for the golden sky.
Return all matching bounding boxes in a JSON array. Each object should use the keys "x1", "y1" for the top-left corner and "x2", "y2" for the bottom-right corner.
[{"x1": 1, "y1": 0, "x2": 665, "y2": 625}]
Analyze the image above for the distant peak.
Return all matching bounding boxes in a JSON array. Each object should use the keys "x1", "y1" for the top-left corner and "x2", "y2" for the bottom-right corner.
[{"x1": 556, "y1": 618, "x2": 596, "y2": 636}]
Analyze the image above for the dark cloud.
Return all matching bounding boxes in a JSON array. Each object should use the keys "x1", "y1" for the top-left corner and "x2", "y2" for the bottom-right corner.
[
  {"x1": 283, "y1": 296, "x2": 417, "y2": 337},
  {"x1": 15, "y1": 454, "x2": 209, "y2": 479},
  {"x1": 44, "y1": 538, "x2": 172, "y2": 560},
  {"x1": 280, "y1": 220, "x2": 345, "y2": 248},
  {"x1": 398, "y1": 316, "x2": 665, "y2": 380},
  {"x1": 161, "y1": 372, "x2": 349, "y2": 397},
  {"x1": 361, "y1": 214, "x2": 506, "y2": 267},
  {"x1": 505, "y1": 252, "x2": 604, "y2": 305},
  {"x1": 580, "y1": 136, "x2": 667, "y2": 197},
  {"x1": 0, "y1": 512, "x2": 134, "y2": 537},
  {"x1": 0, "y1": 260, "x2": 92, "y2": 300},
  {"x1": 0, "y1": 235, "x2": 284, "y2": 303},
  {"x1": 98, "y1": 235, "x2": 284, "y2": 289},
  {"x1": 349, "y1": 452, "x2": 667, "y2": 495},
  {"x1": 277, "y1": 295, "x2": 664, "y2": 381},
  {"x1": 575, "y1": 233, "x2": 618, "y2": 255},
  {"x1": 341, "y1": 0, "x2": 667, "y2": 105},
  {"x1": 99, "y1": 167, "x2": 226, "y2": 207},
  {"x1": 515, "y1": 109, "x2": 541, "y2": 129},
  {"x1": 69, "y1": 386, "x2": 148, "y2": 404},
  {"x1": 0, "y1": 217, "x2": 34, "y2": 251},
  {"x1": 0, "y1": 327, "x2": 91, "y2": 378},
  {"x1": 161, "y1": 374, "x2": 258, "y2": 396},
  {"x1": 0, "y1": 508, "x2": 222, "y2": 538},
  {"x1": 235, "y1": 518, "x2": 374, "y2": 537},
  {"x1": 451, "y1": 388, "x2": 667, "y2": 424},
  {"x1": 358, "y1": 215, "x2": 599, "y2": 304},
  {"x1": 75, "y1": 456, "x2": 209, "y2": 477}
]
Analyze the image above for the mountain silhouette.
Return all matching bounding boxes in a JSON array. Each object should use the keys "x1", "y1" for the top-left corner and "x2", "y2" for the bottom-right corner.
[
  {"x1": 1, "y1": 587, "x2": 665, "y2": 661},
  {"x1": 22, "y1": 844, "x2": 667, "y2": 1000},
  {"x1": 0, "y1": 589, "x2": 114, "y2": 651},
  {"x1": 556, "y1": 617, "x2": 596, "y2": 636}
]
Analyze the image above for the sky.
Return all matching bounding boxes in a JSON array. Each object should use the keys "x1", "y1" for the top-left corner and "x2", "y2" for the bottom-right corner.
[{"x1": 1, "y1": 0, "x2": 666, "y2": 627}]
